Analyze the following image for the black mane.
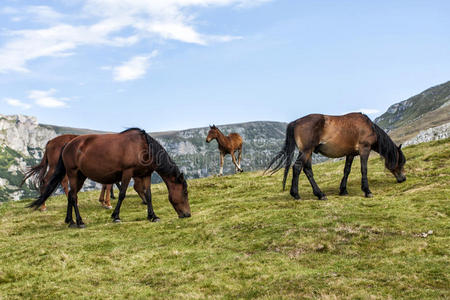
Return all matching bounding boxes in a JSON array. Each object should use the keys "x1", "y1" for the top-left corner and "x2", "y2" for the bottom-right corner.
[
  {"x1": 121, "y1": 128, "x2": 185, "y2": 185},
  {"x1": 371, "y1": 123, "x2": 400, "y2": 170},
  {"x1": 120, "y1": 127, "x2": 143, "y2": 134}
]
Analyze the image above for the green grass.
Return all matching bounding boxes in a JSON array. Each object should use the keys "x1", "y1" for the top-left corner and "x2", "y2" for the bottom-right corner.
[{"x1": 0, "y1": 139, "x2": 449, "y2": 299}]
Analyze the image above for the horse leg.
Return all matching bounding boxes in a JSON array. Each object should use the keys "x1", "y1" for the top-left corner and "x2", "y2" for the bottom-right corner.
[
  {"x1": 219, "y1": 152, "x2": 224, "y2": 176},
  {"x1": 104, "y1": 184, "x2": 112, "y2": 209},
  {"x1": 68, "y1": 171, "x2": 87, "y2": 228},
  {"x1": 39, "y1": 171, "x2": 53, "y2": 212},
  {"x1": 302, "y1": 151, "x2": 327, "y2": 200},
  {"x1": 360, "y1": 147, "x2": 373, "y2": 198},
  {"x1": 290, "y1": 153, "x2": 303, "y2": 200},
  {"x1": 65, "y1": 197, "x2": 73, "y2": 225},
  {"x1": 65, "y1": 182, "x2": 73, "y2": 225},
  {"x1": 111, "y1": 172, "x2": 132, "y2": 223},
  {"x1": 231, "y1": 151, "x2": 242, "y2": 173},
  {"x1": 339, "y1": 155, "x2": 355, "y2": 196},
  {"x1": 110, "y1": 184, "x2": 115, "y2": 199},
  {"x1": 238, "y1": 147, "x2": 243, "y2": 172},
  {"x1": 99, "y1": 185, "x2": 106, "y2": 206},
  {"x1": 143, "y1": 177, "x2": 159, "y2": 222},
  {"x1": 133, "y1": 177, "x2": 147, "y2": 205}
]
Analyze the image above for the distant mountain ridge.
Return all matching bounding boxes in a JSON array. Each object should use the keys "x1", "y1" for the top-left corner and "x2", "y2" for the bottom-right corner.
[
  {"x1": 40, "y1": 124, "x2": 108, "y2": 135},
  {"x1": 375, "y1": 81, "x2": 450, "y2": 143}
]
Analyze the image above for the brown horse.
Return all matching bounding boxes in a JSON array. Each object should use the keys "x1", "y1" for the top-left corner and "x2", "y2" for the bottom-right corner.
[
  {"x1": 206, "y1": 125, "x2": 243, "y2": 176},
  {"x1": 266, "y1": 113, "x2": 406, "y2": 199},
  {"x1": 28, "y1": 128, "x2": 190, "y2": 228}
]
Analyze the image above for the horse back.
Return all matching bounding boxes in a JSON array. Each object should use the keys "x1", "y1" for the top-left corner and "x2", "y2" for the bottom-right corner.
[
  {"x1": 62, "y1": 132, "x2": 148, "y2": 182},
  {"x1": 228, "y1": 133, "x2": 243, "y2": 148},
  {"x1": 293, "y1": 113, "x2": 376, "y2": 157},
  {"x1": 324, "y1": 113, "x2": 376, "y2": 144}
]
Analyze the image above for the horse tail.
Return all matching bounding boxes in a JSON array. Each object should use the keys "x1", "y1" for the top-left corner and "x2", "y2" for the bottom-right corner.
[
  {"x1": 20, "y1": 147, "x2": 49, "y2": 188},
  {"x1": 27, "y1": 147, "x2": 67, "y2": 210},
  {"x1": 265, "y1": 121, "x2": 297, "y2": 190}
]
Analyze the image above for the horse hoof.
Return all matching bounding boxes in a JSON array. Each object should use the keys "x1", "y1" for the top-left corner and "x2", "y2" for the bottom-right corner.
[
  {"x1": 103, "y1": 205, "x2": 112, "y2": 210},
  {"x1": 290, "y1": 193, "x2": 301, "y2": 200},
  {"x1": 39, "y1": 208, "x2": 47, "y2": 212},
  {"x1": 365, "y1": 193, "x2": 373, "y2": 198},
  {"x1": 68, "y1": 222, "x2": 77, "y2": 228},
  {"x1": 77, "y1": 223, "x2": 86, "y2": 229},
  {"x1": 113, "y1": 218, "x2": 121, "y2": 223},
  {"x1": 319, "y1": 196, "x2": 328, "y2": 200},
  {"x1": 339, "y1": 190, "x2": 348, "y2": 196},
  {"x1": 151, "y1": 217, "x2": 161, "y2": 223}
]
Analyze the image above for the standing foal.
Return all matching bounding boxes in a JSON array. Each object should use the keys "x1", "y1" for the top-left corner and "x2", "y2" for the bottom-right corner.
[{"x1": 206, "y1": 125, "x2": 243, "y2": 176}]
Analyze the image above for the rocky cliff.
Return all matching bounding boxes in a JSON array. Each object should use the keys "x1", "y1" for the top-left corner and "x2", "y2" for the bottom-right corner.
[
  {"x1": 403, "y1": 122, "x2": 450, "y2": 146},
  {"x1": 0, "y1": 115, "x2": 56, "y2": 201}
]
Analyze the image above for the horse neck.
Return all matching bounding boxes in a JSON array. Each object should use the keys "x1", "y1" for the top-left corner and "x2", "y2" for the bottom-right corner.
[
  {"x1": 372, "y1": 124, "x2": 398, "y2": 169},
  {"x1": 160, "y1": 172, "x2": 175, "y2": 187},
  {"x1": 215, "y1": 130, "x2": 228, "y2": 146}
]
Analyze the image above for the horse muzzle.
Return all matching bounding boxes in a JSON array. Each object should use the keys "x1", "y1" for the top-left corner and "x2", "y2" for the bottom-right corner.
[
  {"x1": 396, "y1": 175, "x2": 406, "y2": 183},
  {"x1": 179, "y1": 212, "x2": 191, "y2": 218}
]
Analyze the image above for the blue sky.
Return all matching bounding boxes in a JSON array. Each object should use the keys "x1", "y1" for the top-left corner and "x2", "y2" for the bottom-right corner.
[{"x1": 0, "y1": 0, "x2": 449, "y2": 132}]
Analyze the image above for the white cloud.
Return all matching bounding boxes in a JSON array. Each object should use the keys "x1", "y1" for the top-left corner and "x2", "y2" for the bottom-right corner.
[
  {"x1": 28, "y1": 89, "x2": 69, "y2": 108},
  {"x1": 113, "y1": 51, "x2": 158, "y2": 81},
  {"x1": 0, "y1": 0, "x2": 272, "y2": 73},
  {"x1": 0, "y1": 7, "x2": 18, "y2": 14},
  {"x1": 1, "y1": 5, "x2": 63, "y2": 24},
  {"x1": 4, "y1": 98, "x2": 31, "y2": 109},
  {"x1": 236, "y1": 0, "x2": 273, "y2": 8},
  {"x1": 25, "y1": 6, "x2": 65, "y2": 24}
]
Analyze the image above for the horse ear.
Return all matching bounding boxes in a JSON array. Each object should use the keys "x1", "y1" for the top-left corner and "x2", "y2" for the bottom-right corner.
[{"x1": 398, "y1": 144, "x2": 402, "y2": 150}]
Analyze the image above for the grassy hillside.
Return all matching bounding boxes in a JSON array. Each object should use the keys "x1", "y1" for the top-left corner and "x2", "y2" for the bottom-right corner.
[{"x1": 0, "y1": 139, "x2": 449, "y2": 299}]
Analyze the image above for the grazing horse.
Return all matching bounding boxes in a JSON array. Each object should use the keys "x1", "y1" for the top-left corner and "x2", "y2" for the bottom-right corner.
[
  {"x1": 266, "y1": 113, "x2": 406, "y2": 199},
  {"x1": 206, "y1": 125, "x2": 243, "y2": 176},
  {"x1": 28, "y1": 128, "x2": 190, "y2": 228}
]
